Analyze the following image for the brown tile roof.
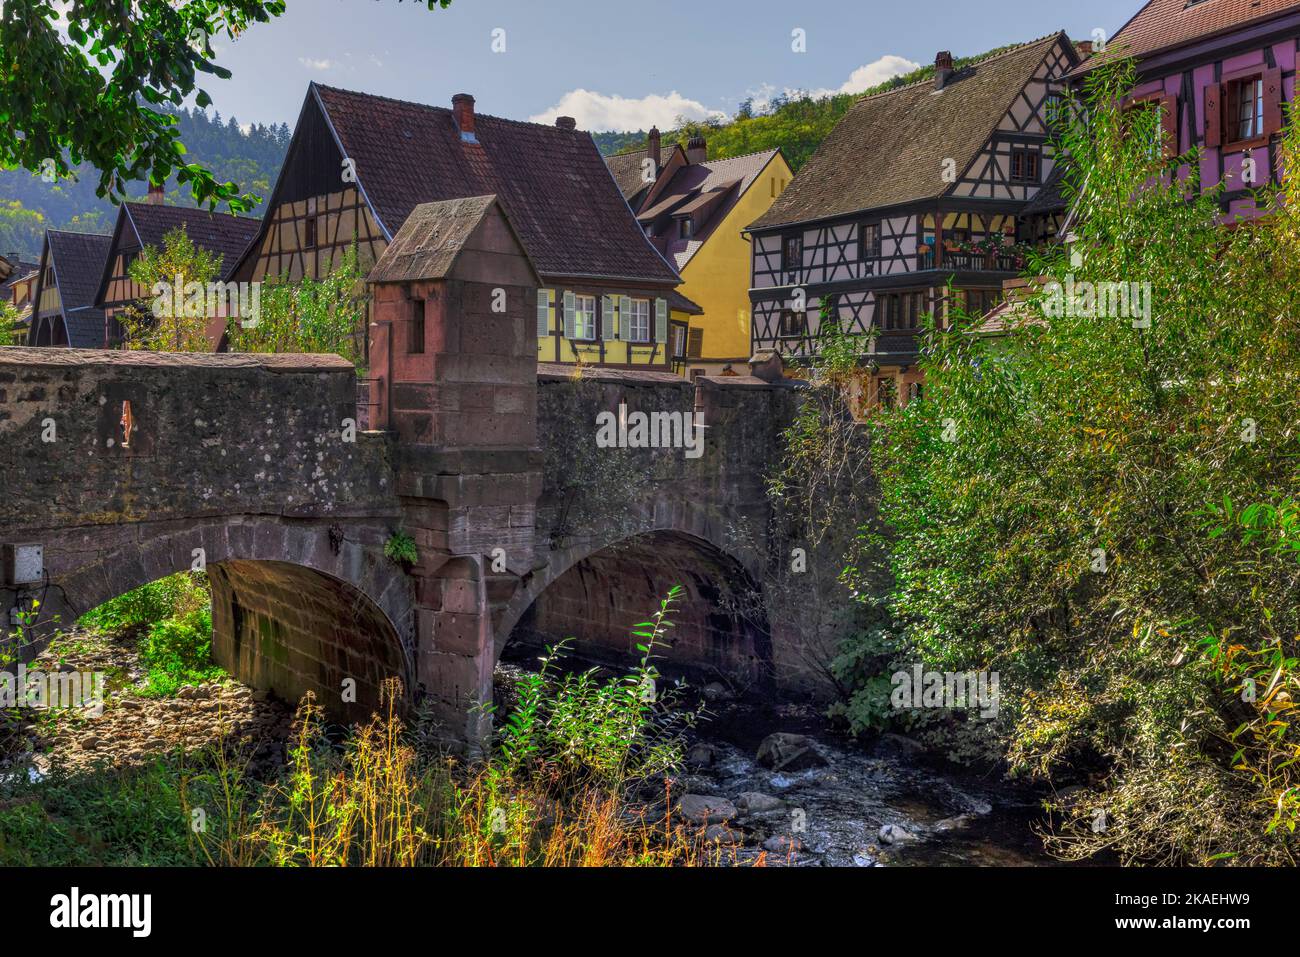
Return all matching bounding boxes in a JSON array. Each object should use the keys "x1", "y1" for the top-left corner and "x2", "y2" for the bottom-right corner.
[
  {"x1": 749, "y1": 34, "x2": 1069, "y2": 230},
  {"x1": 641, "y1": 149, "x2": 781, "y2": 269},
  {"x1": 607, "y1": 148, "x2": 652, "y2": 201},
  {"x1": 312, "y1": 84, "x2": 680, "y2": 285},
  {"x1": 122, "y1": 203, "x2": 261, "y2": 276},
  {"x1": 368, "y1": 194, "x2": 540, "y2": 285},
  {"x1": 1087, "y1": 0, "x2": 1300, "y2": 66}
]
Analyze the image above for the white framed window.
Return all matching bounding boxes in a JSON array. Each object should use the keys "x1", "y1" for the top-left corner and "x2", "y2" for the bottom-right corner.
[
  {"x1": 571, "y1": 294, "x2": 596, "y2": 340},
  {"x1": 626, "y1": 298, "x2": 650, "y2": 342}
]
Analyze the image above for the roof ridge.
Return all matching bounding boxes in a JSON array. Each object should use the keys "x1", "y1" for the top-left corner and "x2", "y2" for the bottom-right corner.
[
  {"x1": 314, "y1": 82, "x2": 581, "y2": 133},
  {"x1": 855, "y1": 31, "x2": 1064, "y2": 102},
  {"x1": 122, "y1": 201, "x2": 259, "y2": 221},
  {"x1": 46, "y1": 228, "x2": 111, "y2": 238},
  {"x1": 693, "y1": 147, "x2": 782, "y2": 164}
]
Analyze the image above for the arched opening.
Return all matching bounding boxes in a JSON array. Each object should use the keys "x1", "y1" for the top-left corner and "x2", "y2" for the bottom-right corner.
[
  {"x1": 504, "y1": 531, "x2": 773, "y2": 695},
  {"x1": 209, "y1": 560, "x2": 409, "y2": 722}
]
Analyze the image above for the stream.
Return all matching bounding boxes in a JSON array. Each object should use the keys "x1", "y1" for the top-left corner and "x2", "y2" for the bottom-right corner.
[{"x1": 496, "y1": 659, "x2": 1062, "y2": 867}]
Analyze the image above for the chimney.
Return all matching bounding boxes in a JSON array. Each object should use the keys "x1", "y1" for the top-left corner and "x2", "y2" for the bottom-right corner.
[
  {"x1": 147, "y1": 182, "x2": 165, "y2": 205},
  {"x1": 935, "y1": 51, "x2": 954, "y2": 90},
  {"x1": 1075, "y1": 40, "x2": 1093, "y2": 57},
  {"x1": 686, "y1": 134, "x2": 707, "y2": 164},
  {"x1": 648, "y1": 126, "x2": 661, "y2": 169},
  {"x1": 555, "y1": 116, "x2": 576, "y2": 131},
  {"x1": 452, "y1": 93, "x2": 477, "y2": 142}
]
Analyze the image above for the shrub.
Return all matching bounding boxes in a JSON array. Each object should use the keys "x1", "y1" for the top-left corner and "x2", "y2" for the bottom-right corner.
[
  {"x1": 138, "y1": 606, "x2": 224, "y2": 697},
  {"x1": 80, "y1": 572, "x2": 209, "y2": 634},
  {"x1": 860, "y1": 57, "x2": 1300, "y2": 864}
]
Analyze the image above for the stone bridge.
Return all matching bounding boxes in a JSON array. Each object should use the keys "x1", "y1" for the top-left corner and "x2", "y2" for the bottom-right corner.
[
  {"x1": 0, "y1": 199, "x2": 817, "y2": 745},
  {"x1": 0, "y1": 344, "x2": 808, "y2": 743}
]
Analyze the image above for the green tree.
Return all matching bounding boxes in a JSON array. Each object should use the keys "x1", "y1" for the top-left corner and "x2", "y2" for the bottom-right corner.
[
  {"x1": 0, "y1": 1, "x2": 449, "y2": 212},
  {"x1": 226, "y1": 243, "x2": 368, "y2": 367},
  {"x1": 120, "y1": 225, "x2": 224, "y2": 351},
  {"x1": 0, "y1": 299, "x2": 21, "y2": 346},
  {"x1": 861, "y1": 58, "x2": 1300, "y2": 865}
]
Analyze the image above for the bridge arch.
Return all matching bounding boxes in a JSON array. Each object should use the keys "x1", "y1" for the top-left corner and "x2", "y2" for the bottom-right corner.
[
  {"x1": 26, "y1": 517, "x2": 414, "y2": 721},
  {"x1": 498, "y1": 517, "x2": 773, "y2": 694}
]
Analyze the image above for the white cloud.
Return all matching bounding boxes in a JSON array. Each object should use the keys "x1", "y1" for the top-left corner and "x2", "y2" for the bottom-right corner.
[
  {"x1": 831, "y1": 54, "x2": 922, "y2": 96},
  {"x1": 529, "y1": 89, "x2": 726, "y2": 132},
  {"x1": 748, "y1": 54, "x2": 921, "y2": 112},
  {"x1": 298, "y1": 57, "x2": 334, "y2": 71}
]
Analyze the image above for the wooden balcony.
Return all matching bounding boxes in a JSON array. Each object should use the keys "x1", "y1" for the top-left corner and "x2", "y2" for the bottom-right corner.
[{"x1": 917, "y1": 248, "x2": 1023, "y2": 272}]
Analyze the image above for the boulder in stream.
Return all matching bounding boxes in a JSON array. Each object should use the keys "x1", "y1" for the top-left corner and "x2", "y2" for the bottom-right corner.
[
  {"x1": 678, "y1": 794, "x2": 738, "y2": 824},
  {"x1": 756, "y1": 732, "x2": 829, "y2": 772}
]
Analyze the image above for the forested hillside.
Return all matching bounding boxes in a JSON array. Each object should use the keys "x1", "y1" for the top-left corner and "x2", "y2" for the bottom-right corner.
[
  {"x1": 593, "y1": 43, "x2": 1019, "y2": 169},
  {"x1": 0, "y1": 107, "x2": 288, "y2": 259}
]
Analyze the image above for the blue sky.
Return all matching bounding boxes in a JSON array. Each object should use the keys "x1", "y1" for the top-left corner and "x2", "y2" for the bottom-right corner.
[{"x1": 207, "y1": 0, "x2": 1142, "y2": 131}]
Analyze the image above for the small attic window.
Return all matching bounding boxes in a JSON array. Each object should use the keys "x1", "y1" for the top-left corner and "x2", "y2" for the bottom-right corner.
[{"x1": 679, "y1": 217, "x2": 693, "y2": 239}]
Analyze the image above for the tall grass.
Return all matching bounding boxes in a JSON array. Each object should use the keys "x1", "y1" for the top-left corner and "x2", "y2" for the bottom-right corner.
[
  {"x1": 2, "y1": 586, "x2": 739, "y2": 866},
  {"x1": 181, "y1": 586, "x2": 728, "y2": 866}
]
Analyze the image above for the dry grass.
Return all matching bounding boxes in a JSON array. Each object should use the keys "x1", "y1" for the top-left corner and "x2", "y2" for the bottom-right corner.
[{"x1": 184, "y1": 680, "x2": 744, "y2": 867}]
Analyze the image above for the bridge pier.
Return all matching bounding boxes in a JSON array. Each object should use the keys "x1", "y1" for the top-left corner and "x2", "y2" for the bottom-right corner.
[{"x1": 368, "y1": 196, "x2": 544, "y2": 747}]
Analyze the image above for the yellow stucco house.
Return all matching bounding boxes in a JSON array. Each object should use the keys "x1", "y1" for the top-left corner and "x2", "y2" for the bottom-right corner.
[{"x1": 609, "y1": 131, "x2": 792, "y2": 376}]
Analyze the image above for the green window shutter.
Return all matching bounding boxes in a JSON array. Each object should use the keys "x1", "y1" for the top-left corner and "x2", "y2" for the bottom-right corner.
[
  {"x1": 536, "y1": 289, "x2": 551, "y2": 338},
  {"x1": 601, "y1": 295, "x2": 617, "y2": 340},
  {"x1": 620, "y1": 296, "x2": 633, "y2": 340},
  {"x1": 563, "y1": 290, "x2": 576, "y2": 339},
  {"x1": 654, "y1": 298, "x2": 668, "y2": 343}
]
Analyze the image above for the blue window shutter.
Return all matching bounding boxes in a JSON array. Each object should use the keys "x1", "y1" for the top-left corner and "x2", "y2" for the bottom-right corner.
[{"x1": 654, "y1": 298, "x2": 668, "y2": 343}]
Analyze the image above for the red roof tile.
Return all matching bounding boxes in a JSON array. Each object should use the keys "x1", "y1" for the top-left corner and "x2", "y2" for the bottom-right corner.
[
  {"x1": 312, "y1": 84, "x2": 680, "y2": 285},
  {"x1": 1097, "y1": 0, "x2": 1300, "y2": 63}
]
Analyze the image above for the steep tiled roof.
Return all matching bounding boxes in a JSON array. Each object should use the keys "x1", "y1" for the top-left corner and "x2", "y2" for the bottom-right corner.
[
  {"x1": 1, "y1": 257, "x2": 39, "y2": 293},
  {"x1": 369, "y1": 194, "x2": 540, "y2": 285},
  {"x1": 607, "y1": 148, "x2": 651, "y2": 201},
  {"x1": 63, "y1": 308, "x2": 106, "y2": 349},
  {"x1": 1084, "y1": 0, "x2": 1300, "y2": 66},
  {"x1": 123, "y1": 203, "x2": 261, "y2": 276},
  {"x1": 750, "y1": 34, "x2": 1068, "y2": 230},
  {"x1": 642, "y1": 149, "x2": 781, "y2": 270},
  {"x1": 47, "y1": 230, "x2": 112, "y2": 312},
  {"x1": 312, "y1": 84, "x2": 680, "y2": 284}
]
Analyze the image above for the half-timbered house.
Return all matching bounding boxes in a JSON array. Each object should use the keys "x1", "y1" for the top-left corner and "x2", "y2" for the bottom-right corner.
[
  {"x1": 29, "y1": 230, "x2": 112, "y2": 348},
  {"x1": 633, "y1": 135, "x2": 793, "y2": 377},
  {"x1": 1, "y1": 252, "x2": 39, "y2": 344},
  {"x1": 232, "y1": 85, "x2": 692, "y2": 371},
  {"x1": 93, "y1": 188, "x2": 261, "y2": 349},
  {"x1": 747, "y1": 33, "x2": 1079, "y2": 405},
  {"x1": 1075, "y1": 0, "x2": 1300, "y2": 223}
]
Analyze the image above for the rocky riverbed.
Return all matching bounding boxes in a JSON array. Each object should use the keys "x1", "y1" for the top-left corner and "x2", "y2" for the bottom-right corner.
[
  {"x1": 496, "y1": 660, "x2": 1059, "y2": 867},
  {"x1": 4, "y1": 630, "x2": 1059, "y2": 867},
  {"x1": 0, "y1": 629, "x2": 294, "y2": 783}
]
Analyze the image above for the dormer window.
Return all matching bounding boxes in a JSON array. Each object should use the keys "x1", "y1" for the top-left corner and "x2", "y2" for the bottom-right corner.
[{"x1": 679, "y1": 217, "x2": 693, "y2": 240}]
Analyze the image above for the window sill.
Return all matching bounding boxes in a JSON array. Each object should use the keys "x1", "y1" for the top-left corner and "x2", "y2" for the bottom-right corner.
[{"x1": 1222, "y1": 135, "x2": 1271, "y2": 153}]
